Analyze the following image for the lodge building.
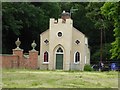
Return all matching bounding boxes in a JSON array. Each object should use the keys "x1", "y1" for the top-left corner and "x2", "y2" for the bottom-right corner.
[{"x1": 39, "y1": 11, "x2": 90, "y2": 70}]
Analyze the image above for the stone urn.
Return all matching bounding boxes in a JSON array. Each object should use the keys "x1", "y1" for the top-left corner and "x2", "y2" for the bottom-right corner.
[
  {"x1": 31, "y1": 40, "x2": 37, "y2": 51},
  {"x1": 15, "y1": 38, "x2": 21, "y2": 50}
]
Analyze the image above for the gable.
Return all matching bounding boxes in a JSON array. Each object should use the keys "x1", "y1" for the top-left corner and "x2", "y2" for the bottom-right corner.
[{"x1": 72, "y1": 27, "x2": 85, "y2": 37}]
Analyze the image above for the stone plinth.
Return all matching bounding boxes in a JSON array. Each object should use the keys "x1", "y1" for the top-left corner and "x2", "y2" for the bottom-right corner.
[
  {"x1": 13, "y1": 49, "x2": 23, "y2": 67},
  {"x1": 13, "y1": 49, "x2": 23, "y2": 58}
]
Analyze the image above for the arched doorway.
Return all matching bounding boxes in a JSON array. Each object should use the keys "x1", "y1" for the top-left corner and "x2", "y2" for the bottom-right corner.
[{"x1": 56, "y1": 47, "x2": 64, "y2": 69}]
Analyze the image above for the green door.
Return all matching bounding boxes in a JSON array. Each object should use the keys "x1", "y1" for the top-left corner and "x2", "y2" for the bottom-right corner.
[{"x1": 56, "y1": 54, "x2": 63, "y2": 69}]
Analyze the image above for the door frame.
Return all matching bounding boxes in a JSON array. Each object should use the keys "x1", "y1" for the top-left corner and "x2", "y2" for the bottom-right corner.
[
  {"x1": 55, "y1": 46, "x2": 64, "y2": 69},
  {"x1": 56, "y1": 53, "x2": 63, "y2": 69}
]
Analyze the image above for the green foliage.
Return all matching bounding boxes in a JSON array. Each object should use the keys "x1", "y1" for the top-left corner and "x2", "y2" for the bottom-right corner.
[
  {"x1": 32, "y1": 2, "x2": 61, "y2": 18},
  {"x1": 101, "y1": 2, "x2": 120, "y2": 59},
  {"x1": 2, "y1": 2, "x2": 61, "y2": 53},
  {"x1": 2, "y1": 2, "x2": 45, "y2": 53},
  {"x1": 72, "y1": 3, "x2": 94, "y2": 37},
  {"x1": 84, "y1": 64, "x2": 93, "y2": 71},
  {"x1": 2, "y1": 3, "x2": 23, "y2": 36},
  {"x1": 86, "y1": 2, "x2": 113, "y2": 35},
  {"x1": 2, "y1": 2, "x2": 119, "y2": 63},
  {"x1": 91, "y1": 43, "x2": 112, "y2": 63},
  {"x1": 85, "y1": 2, "x2": 115, "y2": 64}
]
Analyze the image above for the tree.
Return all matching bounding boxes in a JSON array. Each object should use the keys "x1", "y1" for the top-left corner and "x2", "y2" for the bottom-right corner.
[
  {"x1": 2, "y1": 2, "x2": 61, "y2": 53},
  {"x1": 85, "y1": 2, "x2": 115, "y2": 63},
  {"x1": 2, "y1": 2, "x2": 46, "y2": 53},
  {"x1": 2, "y1": 2, "x2": 118, "y2": 63},
  {"x1": 101, "y1": 2, "x2": 120, "y2": 59},
  {"x1": 32, "y1": 2, "x2": 61, "y2": 19},
  {"x1": 91, "y1": 43, "x2": 112, "y2": 64}
]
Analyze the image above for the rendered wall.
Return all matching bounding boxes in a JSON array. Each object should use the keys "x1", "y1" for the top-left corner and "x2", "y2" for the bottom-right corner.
[
  {"x1": 71, "y1": 28, "x2": 86, "y2": 70},
  {"x1": 40, "y1": 18, "x2": 90, "y2": 71},
  {"x1": 49, "y1": 18, "x2": 73, "y2": 70},
  {"x1": 40, "y1": 30, "x2": 49, "y2": 70}
]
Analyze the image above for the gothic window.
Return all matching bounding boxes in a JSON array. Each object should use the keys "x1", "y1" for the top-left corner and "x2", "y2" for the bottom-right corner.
[
  {"x1": 74, "y1": 52, "x2": 80, "y2": 63},
  {"x1": 75, "y1": 40, "x2": 80, "y2": 45},
  {"x1": 57, "y1": 32, "x2": 62, "y2": 37},
  {"x1": 44, "y1": 51, "x2": 48, "y2": 62},
  {"x1": 44, "y1": 39, "x2": 49, "y2": 44}
]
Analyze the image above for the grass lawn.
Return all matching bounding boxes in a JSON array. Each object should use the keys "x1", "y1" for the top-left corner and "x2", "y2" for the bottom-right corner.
[{"x1": 2, "y1": 69, "x2": 119, "y2": 88}]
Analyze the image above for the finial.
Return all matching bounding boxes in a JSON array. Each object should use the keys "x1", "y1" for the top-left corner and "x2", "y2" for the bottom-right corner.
[
  {"x1": 31, "y1": 40, "x2": 37, "y2": 51},
  {"x1": 15, "y1": 38, "x2": 21, "y2": 50}
]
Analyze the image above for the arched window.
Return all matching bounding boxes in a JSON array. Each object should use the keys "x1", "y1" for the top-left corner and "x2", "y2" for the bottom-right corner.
[
  {"x1": 74, "y1": 52, "x2": 80, "y2": 63},
  {"x1": 44, "y1": 51, "x2": 48, "y2": 62}
]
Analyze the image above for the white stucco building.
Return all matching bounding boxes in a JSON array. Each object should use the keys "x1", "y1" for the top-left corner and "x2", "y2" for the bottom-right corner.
[{"x1": 39, "y1": 11, "x2": 90, "y2": 70}]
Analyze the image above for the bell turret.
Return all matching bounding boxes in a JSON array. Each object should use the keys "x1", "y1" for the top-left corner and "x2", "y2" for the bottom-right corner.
[{"x1": 61, "y1": 10, "x2": 70, "y2": 21}]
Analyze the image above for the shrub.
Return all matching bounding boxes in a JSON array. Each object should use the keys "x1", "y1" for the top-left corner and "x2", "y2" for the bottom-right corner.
[{"x1": 84, "y1": 64, "x2": 93, "y2": 71}]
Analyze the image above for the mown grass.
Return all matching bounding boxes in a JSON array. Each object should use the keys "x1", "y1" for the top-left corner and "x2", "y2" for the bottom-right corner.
[{"x1": 2, "y1": 69, "x2": 119, "y2": 88}]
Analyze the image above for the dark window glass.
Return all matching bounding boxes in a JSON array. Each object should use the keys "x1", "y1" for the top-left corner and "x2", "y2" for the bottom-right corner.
[
  {"x1": 57, "y1": 47, "x2": 63, "y2": 52},
  {"x1": 75, "y1": 40, "x2": 80, "y2": 44},
  {"x1": 44, "y1": 52, "x2": 48, "y2": 62},
  {"x1": 44, "y1": 39, "x2": 49, "y2": 44},
  {"x1": 75, "y1": 52, "x2": 80, "y2": 63},
  {"x1": 58, "y1": 32, "x2": 62, "y2": 37}
]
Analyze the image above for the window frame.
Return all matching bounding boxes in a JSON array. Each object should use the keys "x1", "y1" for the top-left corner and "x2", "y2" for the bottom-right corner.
[
  {"x1": 74, "y1": 39, "x2": 81, "y2": 45},
  {"x1": 74, "y1": 51, "x2": 81, "y2": 64},
  {"x1": 43, "y1": 51, "x2": 49, "y2": 64},
  {"x1": 43, "y1": 39, "x2": 49, "y2": 45},
  {"x1": 56, "y1": 31, "x2": 63, "y2": 38}
]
